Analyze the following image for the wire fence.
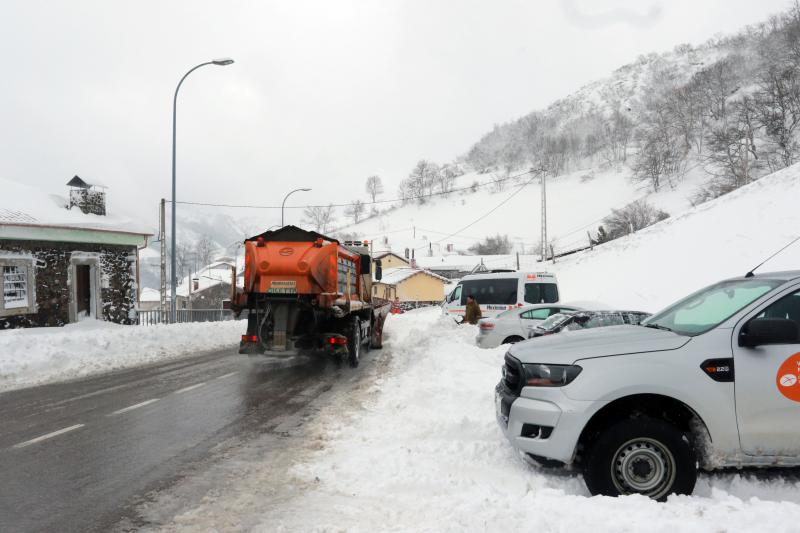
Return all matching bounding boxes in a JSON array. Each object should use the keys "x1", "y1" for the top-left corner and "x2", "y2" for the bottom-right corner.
[{"x1": 137, "y1": 308, "x2": 235, "y2": 326}]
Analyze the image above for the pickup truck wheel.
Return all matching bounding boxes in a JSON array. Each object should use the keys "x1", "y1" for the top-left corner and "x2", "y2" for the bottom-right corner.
[
  {"x1": 347, "y1": 319, "x2": 361, "y2": 368},
  {"x1": 502, "y1": 336, "x2": 525, "y2": 344},
  {"x1": 582, "y1": 417, "x2": 696, "y2": 501}
]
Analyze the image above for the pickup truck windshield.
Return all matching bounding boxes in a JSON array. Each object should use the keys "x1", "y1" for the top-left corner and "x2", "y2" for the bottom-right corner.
[{"x1": 644, "y1": 279, "x2": 782, "y2": 336}]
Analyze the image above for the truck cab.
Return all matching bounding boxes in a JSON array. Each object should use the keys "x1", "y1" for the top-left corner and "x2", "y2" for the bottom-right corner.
[{"x1": 496, "y1": 271, "x2": 800, "y2": 500}]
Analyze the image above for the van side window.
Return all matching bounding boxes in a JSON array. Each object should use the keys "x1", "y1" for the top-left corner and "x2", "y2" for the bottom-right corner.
[
  {"x1": 524, "y1": 283, "x2": 559, "y2": 304},
  {"x1": 460, "y1": 279, "x2": 517, "y2": 305}
]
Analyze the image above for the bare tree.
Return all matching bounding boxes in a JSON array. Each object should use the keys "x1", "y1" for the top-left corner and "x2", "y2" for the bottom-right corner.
[
  {"x1": 697, "y1": 96, "x2": 761, "y2": 202},
  {"x1": 302, "y1": 204, "x2": 336, "y2": 233},
  {"x1": 468, "y1": 234, "x2": 512, "y2": 254},
  {"x1": 594, "y1": 199, "x2": 669, "y2": 243},
  {"x1": 401, "y1": 160, "x2": 439, "y2": 202},
  {"x1": 437, "y1": 163, "x2": 462, "y2": 194},
  {"x1": 365, "y1": 175, "x2": 384, "y2": 204},
  {"x1": 170, "y1": 243, "x2": 192, "y2": 280},
  {"x1": 345, "y1": 200, "x2": 365, "y2": 224},
  {"x1": 195, "y1": 236, "x2": 215, "y2": 267},
  {"x1": 755, "y1": 64, "x2": 800, "y2": 169}
]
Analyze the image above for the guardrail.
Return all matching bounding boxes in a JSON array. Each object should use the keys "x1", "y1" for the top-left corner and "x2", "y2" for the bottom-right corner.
[{"x1": 137, "y1": 309, "x2": 235, "y2": 326}]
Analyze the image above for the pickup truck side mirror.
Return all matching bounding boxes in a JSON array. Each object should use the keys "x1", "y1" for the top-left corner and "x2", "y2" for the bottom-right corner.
[
  {"x1": 739, "y1": 317, "x2": 799, "y2": 347},
  {"x1": 374, "y1": 259, "x2": 382, "y2": 282}
]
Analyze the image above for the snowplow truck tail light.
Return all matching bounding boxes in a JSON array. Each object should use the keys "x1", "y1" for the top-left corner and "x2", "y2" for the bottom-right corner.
[
  {"x1": 326, "y1": 335, "x2": 348, "y2": 345},
  {"x1": 241, "y1": 335, "x2": 259, "y2": 343}
]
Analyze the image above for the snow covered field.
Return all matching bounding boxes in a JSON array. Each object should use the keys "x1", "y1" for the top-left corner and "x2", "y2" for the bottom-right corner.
[
  {"x1": 0, "y1": 319, "x2": 245, "y2": 392},
  {"x1": 145, "y1": 309, "x2": 800, "y2": 532}
]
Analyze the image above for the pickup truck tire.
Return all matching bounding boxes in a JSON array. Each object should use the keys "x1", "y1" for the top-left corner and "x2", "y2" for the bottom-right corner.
[
  {"x1": 502, "y1": 336, "x2": 525, "y2": 344},
  {"x1": 347, "y1": 318, "x2": 361, "y2": 368},
  {"x1": 582, "y1": 416, "x2": 696, "y2": 501}
]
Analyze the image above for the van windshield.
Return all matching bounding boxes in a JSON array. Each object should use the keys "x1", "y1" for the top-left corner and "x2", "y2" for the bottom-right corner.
[
  {"x1": 643, "y1": 279, "x2": 782, "y2": 336},
  {"x1": 460, "y1": 279, "x2": 518, "y2": 305}
]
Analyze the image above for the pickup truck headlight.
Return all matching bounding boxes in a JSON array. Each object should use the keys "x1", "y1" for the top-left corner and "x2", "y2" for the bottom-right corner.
[{"x1": 522, "y1": 364, "x2": 582, "y2": 387}]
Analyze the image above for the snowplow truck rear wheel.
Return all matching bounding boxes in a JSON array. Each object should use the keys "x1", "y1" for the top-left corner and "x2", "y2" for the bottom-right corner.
[
  {"x1": 370, "y1": 318, "x2": 383, "y2": 349},
  {"x1": 347, "y1": 318, "x2": 361, "y2": 368}
]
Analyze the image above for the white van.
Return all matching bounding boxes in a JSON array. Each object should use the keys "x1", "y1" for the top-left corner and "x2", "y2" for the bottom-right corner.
[{"x1": 442, "y1": 271, "x2": 559, "y2": 320}]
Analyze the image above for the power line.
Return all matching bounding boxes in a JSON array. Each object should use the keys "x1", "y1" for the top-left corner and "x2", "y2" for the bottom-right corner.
[
  {"x1": 413, "y1": 171, "x2": 542, "y2": 251},
  {"x1": 171, "y1": 168, "x2": 536, "y2": 211}
]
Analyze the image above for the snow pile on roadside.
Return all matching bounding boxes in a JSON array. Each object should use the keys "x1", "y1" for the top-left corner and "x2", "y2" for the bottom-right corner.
[
  {"x1": 0, "y1": 319, "x2": 244, "y2": 392},
  {"x1": 257, "y1": 308, "x2": 800, "y2": 532}
]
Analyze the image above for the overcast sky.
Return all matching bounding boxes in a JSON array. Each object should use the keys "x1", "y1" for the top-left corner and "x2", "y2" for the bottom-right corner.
[{"x1": 0, "y1": 0, "x2": 792, "y2": 227}]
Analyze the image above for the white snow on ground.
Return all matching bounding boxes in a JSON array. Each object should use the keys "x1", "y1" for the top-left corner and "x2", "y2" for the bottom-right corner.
[
  {"x1": 142, "y1": 163, "x2": 800, "y2": 532},
  {"x1": 0, "y1": 319, "x2": 244, "y2": 392},
  {"x1": 149, "y1": 309, "x2": 800, "y2": 532}
]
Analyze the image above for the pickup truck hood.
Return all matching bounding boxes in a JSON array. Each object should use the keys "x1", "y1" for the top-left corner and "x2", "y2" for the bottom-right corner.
[{"x1": 507, "y1": 325, "x2": 690, "y2": 365}]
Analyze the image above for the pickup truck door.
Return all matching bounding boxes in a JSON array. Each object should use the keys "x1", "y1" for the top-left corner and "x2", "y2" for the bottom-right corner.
[{"x1": 732, "y1": 286, "x2": 800, "y2": 456}]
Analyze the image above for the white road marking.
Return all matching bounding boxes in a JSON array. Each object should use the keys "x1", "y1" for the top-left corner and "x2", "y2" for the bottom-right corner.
[
  {"x1": 216, "y1": 371, "x2": 238, "y2": 380},
  {"x1": 13, "y1": 424, "x2": 85, "y2": 449},
  {"x1": 174, "y1": 382, "x2": 206, "y2": 394},
  {"x1": 109, "y1": 398, "x2": 160, "y2": 415}
]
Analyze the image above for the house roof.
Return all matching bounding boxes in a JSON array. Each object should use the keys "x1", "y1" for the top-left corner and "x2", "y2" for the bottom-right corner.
[
  {"x1": 374, "y1": 251, "x2": 409, "y2": 262},
  {"x1": 247, "y1": 225, "x2": 338, "y2": 244},
  {"x1": 376, "y1": 267, "x2": 449, "y2": 286},
  {"x1": 0, "y1": 176, "x2": 150, "y2": 237}
]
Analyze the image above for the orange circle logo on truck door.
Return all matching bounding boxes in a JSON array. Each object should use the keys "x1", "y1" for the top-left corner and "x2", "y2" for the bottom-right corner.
[{"x1": 776, "y1": 352, "x2": 800, "y2": 402}]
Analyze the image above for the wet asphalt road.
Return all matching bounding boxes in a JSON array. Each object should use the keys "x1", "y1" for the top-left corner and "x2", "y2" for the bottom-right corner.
[{"x1": 0, "y1": 347, "x2": 342, "y2": 533}]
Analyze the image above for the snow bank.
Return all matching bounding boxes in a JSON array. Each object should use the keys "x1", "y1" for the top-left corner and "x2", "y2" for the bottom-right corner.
[
  {"x1": 256, "y1": 309, "x2": 800, "y2": 532},
  {"x1": 0, "y1": 319, "x2": 244, "y2": 392}
]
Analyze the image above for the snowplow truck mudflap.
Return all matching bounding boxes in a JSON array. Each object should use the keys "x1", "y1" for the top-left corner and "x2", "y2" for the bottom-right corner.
[{"x1": 235, "y1": 226, "x2": 390, "y2": 367}]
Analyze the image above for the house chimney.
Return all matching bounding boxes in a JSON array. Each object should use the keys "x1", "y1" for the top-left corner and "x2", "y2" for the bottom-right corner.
[{"x1": 67, "y1": 175, "x2": 107, "y2": 216}]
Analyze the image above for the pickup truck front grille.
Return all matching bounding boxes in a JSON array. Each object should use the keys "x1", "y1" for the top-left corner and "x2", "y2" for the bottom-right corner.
[{"x1": 502, "y1": 353, "x2": 523, "y2": 395}]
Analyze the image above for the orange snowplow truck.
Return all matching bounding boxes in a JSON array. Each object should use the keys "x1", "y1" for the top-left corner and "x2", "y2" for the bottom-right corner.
[{"x1": 233, "y1": 225, "x2": 390, "y2": 367}]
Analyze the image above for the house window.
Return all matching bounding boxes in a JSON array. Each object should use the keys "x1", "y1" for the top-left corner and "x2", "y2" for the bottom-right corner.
[
  {"x1": 0, "y1": 259, "x2": 35, "y2": 316},
  {"x1": 3, "y1": 266, "x2": 28, "y2": 308}
]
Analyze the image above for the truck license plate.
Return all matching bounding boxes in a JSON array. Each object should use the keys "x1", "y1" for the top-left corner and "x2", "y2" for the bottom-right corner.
[{"x1": 268, "y1": 280, "x2": 297, "y2": 294}]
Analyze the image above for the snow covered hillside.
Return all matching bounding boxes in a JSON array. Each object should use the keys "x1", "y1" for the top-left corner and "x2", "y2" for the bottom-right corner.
[
  {"x1": 549, "y1": 161, "x2": 800, "y2": 312},
  {"x1": 335, "y1": 165, "x2": 702, "y2": 257}
]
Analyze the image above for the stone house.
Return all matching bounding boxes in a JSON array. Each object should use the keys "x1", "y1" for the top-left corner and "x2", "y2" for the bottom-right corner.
[{"x1": 0, "y1": 176, "x2": 151, "y2": 328}]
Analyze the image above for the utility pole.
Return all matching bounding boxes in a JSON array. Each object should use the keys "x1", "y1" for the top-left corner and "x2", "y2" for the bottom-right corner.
[
  {"x1": 540, "y1": 172, "x2": 547, "y2": 261},
  {"x1": 159, "y1": 198, "x2": 167, "y2": 321}
]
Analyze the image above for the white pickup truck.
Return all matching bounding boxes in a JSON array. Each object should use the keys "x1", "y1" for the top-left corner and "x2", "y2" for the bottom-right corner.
[{"x1": 496, "y1": 271, "x2": 800, "y2": 500}]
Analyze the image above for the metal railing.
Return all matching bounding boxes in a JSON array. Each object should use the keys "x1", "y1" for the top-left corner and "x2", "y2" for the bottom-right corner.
[{"x1": 137, "y1": 308, "x2": 235, "y2": 326}]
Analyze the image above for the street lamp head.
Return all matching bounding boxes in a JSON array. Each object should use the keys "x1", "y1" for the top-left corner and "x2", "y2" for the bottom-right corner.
[{"x1": 212, "y1": 58, "x2": 235, "y2": 66}]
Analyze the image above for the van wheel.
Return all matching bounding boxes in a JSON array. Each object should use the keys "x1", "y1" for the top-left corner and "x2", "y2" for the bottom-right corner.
[
  {"x1": 582, "y1": 416, "x2": 696, "y2": 501},
  {"x1": 502, "y1": 336, "x2": 525, "y2": 344},
  {"x1": 347, "y1": 318, "x2": 361, "y2": 368}
]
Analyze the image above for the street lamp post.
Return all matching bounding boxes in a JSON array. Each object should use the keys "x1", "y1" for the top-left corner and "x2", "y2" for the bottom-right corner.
[
  {"x1": 281, "y1": 188, "x2": 311, "y2": 226},
  {"x1": 170, "y1": 58, "x2": 234, "y2": 324}
]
